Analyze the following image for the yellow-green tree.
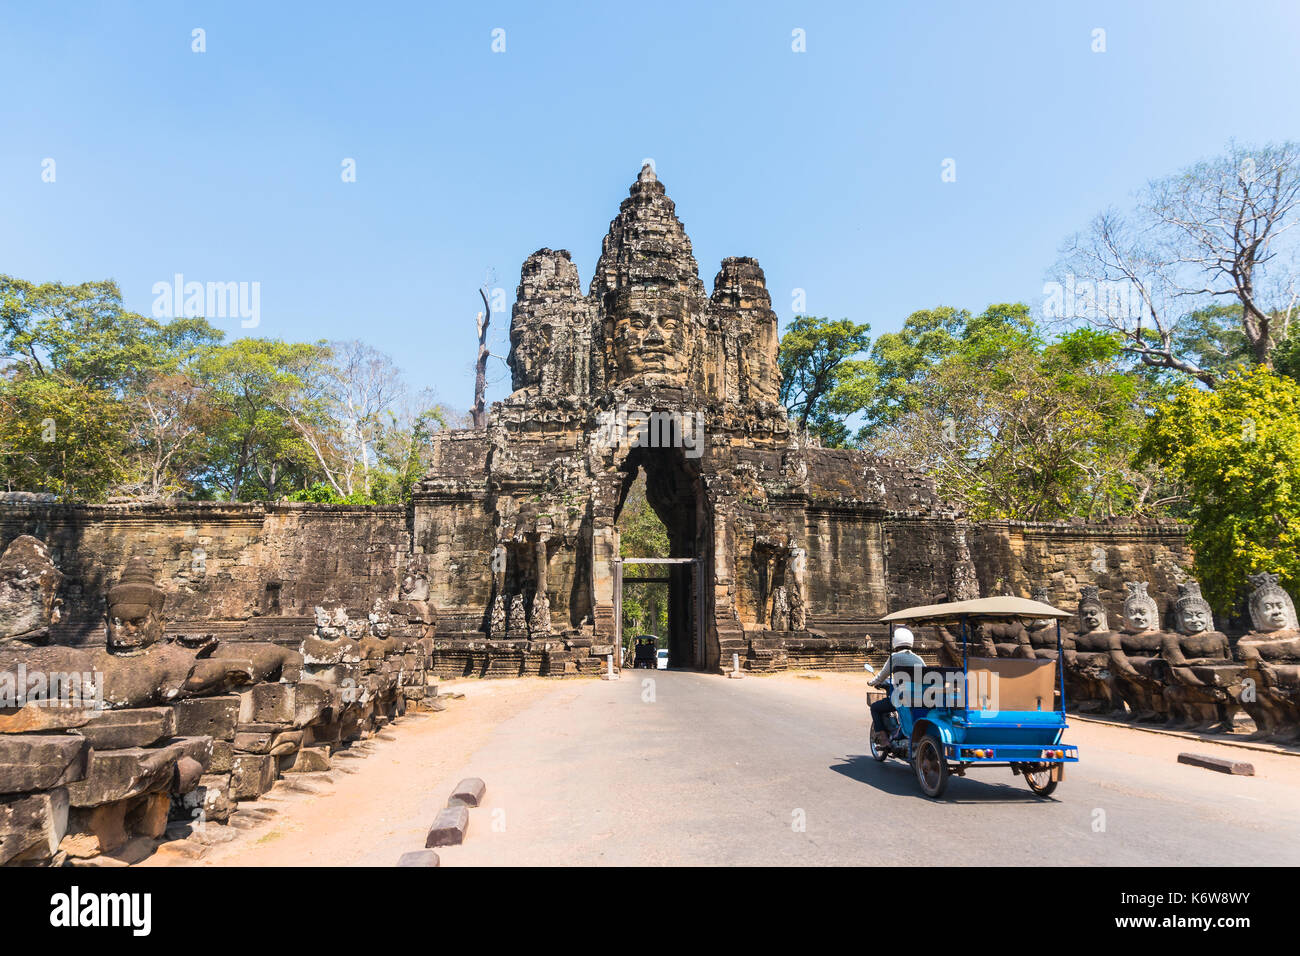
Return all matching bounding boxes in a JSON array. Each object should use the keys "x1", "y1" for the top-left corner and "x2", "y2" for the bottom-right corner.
[{"x1": 1140, "y1": 367, "x2": 1300, "y2": 611}]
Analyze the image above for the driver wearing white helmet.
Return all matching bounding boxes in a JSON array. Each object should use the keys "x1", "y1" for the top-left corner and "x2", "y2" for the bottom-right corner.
[{"x1": 869, "y1": 627, "x2": 926, "y2": 747}]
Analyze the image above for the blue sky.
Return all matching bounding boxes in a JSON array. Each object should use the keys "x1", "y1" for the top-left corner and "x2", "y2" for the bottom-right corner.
[{"x1": 4, "y1": 0, "x2": 1299, "y2": 411}]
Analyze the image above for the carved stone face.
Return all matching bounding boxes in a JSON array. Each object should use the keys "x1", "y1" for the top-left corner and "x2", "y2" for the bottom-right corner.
[
  {"x1": 1176, "y1": 604, "x2": 1209, "y2": 634},
  {"x1": 1123, "y1": 582, "x2": 1159, "y2": 632},
  {"x1": 400, "y1": 571, "x2": 429, "y2": 602},
  {"x1": 607, "y1": 290, "x2": 690, "y2": 383},
  {"x1": 1126, "y1": 603, "x2": 1154, "y2": 630},
  {"x1": 105, "y1": 558, "x2": 166, "y2": 654},
  {"x1": 1255, "y1": 596, "x2": 1295, "y2": 632},
  {"x1": 1079, "y1": 604, "x2": 1108, "y2": 633},
  {"x1": 0, "y1": 535, "x2": 63, "y2": 643},
  {"x1": 1246, "y1": 573, "x2": 1297, "y2": 632}
]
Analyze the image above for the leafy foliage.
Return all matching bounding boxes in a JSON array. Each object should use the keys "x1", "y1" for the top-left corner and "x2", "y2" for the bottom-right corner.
[
  {"x1": 777, "y1": 316, "x2": 873, "y2": 447},
  {"x1": 864, "y1": 318, "x2": 1167, "y2": 520},
  {"x1": 1139, "y1": 367, "x2": 1300, "y2": 611},
  {"x1": 617, "y1": 472, "x2": 670, "y2": 641},
  {"x1": 0, "y1": 273, "x2": 451, "y2": 503}
]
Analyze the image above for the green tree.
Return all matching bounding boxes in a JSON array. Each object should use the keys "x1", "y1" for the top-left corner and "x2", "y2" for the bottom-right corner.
[
  {"x1": 0, "y1": 275, "x2": 162, "y2": 391},
  {"x1": 865, "y1": 318, "x2": 1165, "y2": 521},
  {"x1": 0, "y1": 375, "x2": 128, "y2": 500},
  {"x1": 371, "y1": 396, "x2": 448, "y2": 504},
  {"x1": 617, "y1": 472, "x2": 671, "y2": 643},
  {"x1": 860, "y1": 304, "x2": 1037, "y2": 438},
  {"x1": 1139, "y1": 366, "x2": 1300, "y2": 611},
  {"x1": 777, "y1": 316, "x2": 873, "y2": 446},
  {"x1": 196, "y1": 338, "x2": 328, "y2": 500}
]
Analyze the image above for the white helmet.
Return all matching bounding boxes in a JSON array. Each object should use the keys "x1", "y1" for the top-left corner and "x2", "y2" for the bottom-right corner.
[{"x1": 892, "y1": 627, "x2": 915, "y2": 650}]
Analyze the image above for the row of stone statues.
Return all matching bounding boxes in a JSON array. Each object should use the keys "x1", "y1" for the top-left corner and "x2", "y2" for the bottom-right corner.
[
  {"x1": 935, "y1": 575, "x2": 1300, "y2": 741},
  {"x1": 0, "y1": 535, "x2": 439, "y2": 866}
]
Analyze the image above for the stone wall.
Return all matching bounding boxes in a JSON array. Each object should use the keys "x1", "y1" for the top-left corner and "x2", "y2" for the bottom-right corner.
[
  {"x1": 0, "y1": 502, "x2": 1200, "y2": 659},
  {"x1": 0, "y1": 498, "x2": 410, "y2": 644},
  {"x1": 968, "y1": 519, "x2": 1196, "y2": 631}
]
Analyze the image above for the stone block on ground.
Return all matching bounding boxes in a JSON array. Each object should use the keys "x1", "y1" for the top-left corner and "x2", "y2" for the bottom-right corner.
[
  {"x1": 241, "y1": 683, "x2": 295, "y2": 725},
  {"x1": 84, "y1": 800, "x2": 129, "y2": 853},
  {"x1": 1177, "y1": 752, "x2": 1255, "y2": 775},
  {"x1": 182, "y1": 773, "x2": 233, "y2": 824},
  {"x1": 172, "y1": 695, "x2": 240, "y2": 740},
  {"x1": 66, "y1": 737, "x2": 212, "y2": 808},
  {"x1": 208, "y1": 740, "x2": 233, "y2": 773},
  {"x1": 230, "y1": 753, "x2": 278, "y2": 800},
  {"x1": 291, "y1": 681, "x2": 339, "y2": 728},
  {"x1": 125, "y1": 790, "x2": 171, "y2": 839},
  {"x1": 397, "y1": 849, "x2": 440, "y2": 867},
  {"x1": 447, "y1": 777, "x2": 486, "y2": 808},
  {"x1": 0, "y1": 703, "x2": 91, "y2": 735},
  {"x1": 425, "y1": 805, "x2": 469, "y2": 847},
  {"x1": 286, "y1": 746, "x2": 331, "y2": 773}
]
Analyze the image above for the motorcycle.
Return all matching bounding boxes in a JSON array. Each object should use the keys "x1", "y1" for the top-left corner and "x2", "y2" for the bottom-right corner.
[{"x1": 864, "y1": 666, "x2": 908, "y2": 762}]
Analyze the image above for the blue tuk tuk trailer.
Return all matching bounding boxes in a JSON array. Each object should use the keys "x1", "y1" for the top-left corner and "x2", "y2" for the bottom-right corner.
[{"x1": 874, "y1": 597, "x2": 1080, "y2": 798}]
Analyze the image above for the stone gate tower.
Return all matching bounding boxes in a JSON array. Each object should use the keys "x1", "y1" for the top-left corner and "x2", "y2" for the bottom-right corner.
[{"x1": 413, "y1": 165, "x2": 975, "y2": 676}]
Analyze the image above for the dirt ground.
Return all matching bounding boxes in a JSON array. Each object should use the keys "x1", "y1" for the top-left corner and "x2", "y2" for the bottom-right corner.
[{"x1": 143, "y1": 677, "x2": 560, "y2": 867}]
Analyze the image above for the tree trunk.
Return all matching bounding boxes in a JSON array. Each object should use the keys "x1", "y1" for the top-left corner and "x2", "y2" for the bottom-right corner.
[{"x1": 472, "y1": 288, "x2": 490, "y2": 429}]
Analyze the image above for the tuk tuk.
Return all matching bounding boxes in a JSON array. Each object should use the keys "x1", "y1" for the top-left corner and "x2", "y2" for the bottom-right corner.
[
  {"x1": 632, "y1": 636, "x2": 659, "y2": 669},
  {"x1": 869, "y1": 597, "x2": 1080, "y2": 798}
]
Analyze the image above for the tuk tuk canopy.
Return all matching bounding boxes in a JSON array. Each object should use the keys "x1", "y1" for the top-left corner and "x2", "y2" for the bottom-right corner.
[{"x1": 878, "y1": 596, "x2": 1071, "y2": 626}]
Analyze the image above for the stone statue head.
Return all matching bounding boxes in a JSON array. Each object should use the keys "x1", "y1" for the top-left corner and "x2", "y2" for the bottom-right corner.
[
  {"x1": 1122, "y1": 581, "x2": 1159, "y2": 632},
  {"x1": 400, "y1": 562, "x2": 429, "y2": 602},
  {"x1": 1077, "y1": 585, "x2": 1108, "y2": 633},
  {"x1": 605, "y1": 288, "x2": 693, "y2": 385},
  {"x1": 1173, "y1": 581, "x2": 1214, "y2": 635},
  {"x1": 1247, "y1": 572, "x2": 1298, "y2": 633},
  {"x1": 0, "y1": 535, "x2": 63, "y2": 643},
  {"x1": 105, "y1": 557, "x2": 166, "y2": 654},
  {"x1": 367, "y1": 599, "x2": 392, "y2": 639},
  {"x1": 1030, "y1": 585, "x2": 1053, "y2": 628}
]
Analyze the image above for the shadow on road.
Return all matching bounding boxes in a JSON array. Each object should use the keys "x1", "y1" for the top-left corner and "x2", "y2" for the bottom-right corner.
[{"x1": 831, "y1": 755, "x2": 1060, "y2": 804}]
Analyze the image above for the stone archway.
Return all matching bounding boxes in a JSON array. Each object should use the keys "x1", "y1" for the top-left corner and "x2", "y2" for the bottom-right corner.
[{"x1": 611, "y1": 444, "x2": 713, "y2": 669}]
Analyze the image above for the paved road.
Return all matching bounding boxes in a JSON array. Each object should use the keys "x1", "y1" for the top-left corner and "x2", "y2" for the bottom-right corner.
[{"x1": 433, "y1": 670, "x2": 1299, "y2": 866}]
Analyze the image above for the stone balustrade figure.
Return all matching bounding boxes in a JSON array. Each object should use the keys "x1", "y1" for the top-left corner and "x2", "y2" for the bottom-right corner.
[
  {"x1": 1025, "y1": 586, "x2": 1063, "y2": 663},
  {"x1": 0, "y1": 535, "x2": 63, "y2": 645},
  {"x1": 1064, "y1": 586, "x2": 1119, "y2": 714},
  {"x1": 1159, "y1": 581, "x2": 1241, "y2": 732},
  {"x1": 1109, "y1": 582, "x2": 1170, "y2": 722},
  {"x1": 1234, "y1": 572, "x2": 1300, "y2": 741}
]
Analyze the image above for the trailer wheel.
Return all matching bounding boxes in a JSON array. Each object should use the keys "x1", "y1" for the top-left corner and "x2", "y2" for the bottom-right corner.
[
  {"x1": 912, "y1": 735, "x2": 949, "y2": 798},
  {"x1": 1023, "y1": 764, "x2": 1058, "y2": 797}
]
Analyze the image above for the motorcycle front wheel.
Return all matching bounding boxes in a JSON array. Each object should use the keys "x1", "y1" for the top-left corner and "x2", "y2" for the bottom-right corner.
[{"x1": 869, "y1": 732, "x2": 888, "y2": 762}]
